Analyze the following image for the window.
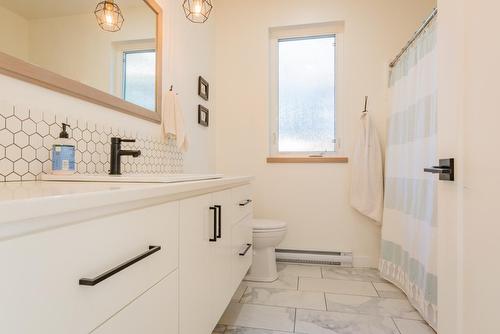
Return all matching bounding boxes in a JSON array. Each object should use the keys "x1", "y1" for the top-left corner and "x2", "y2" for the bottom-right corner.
[
  {"x1": 122, "y1": 49, "x2": 156, "y2": 110},
  {"x1": 270, "y1": 25, "x2": 342, "y2": 156}
]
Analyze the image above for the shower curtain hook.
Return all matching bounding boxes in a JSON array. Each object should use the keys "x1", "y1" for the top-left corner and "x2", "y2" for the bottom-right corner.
[{"x1": 363, "y1": 96, "x2": 368, "y2": 113}]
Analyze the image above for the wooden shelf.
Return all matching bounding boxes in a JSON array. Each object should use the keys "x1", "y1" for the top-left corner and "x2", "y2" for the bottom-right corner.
[{"x1": 266, "y1": 156, "x2": 349, "y2": 164}]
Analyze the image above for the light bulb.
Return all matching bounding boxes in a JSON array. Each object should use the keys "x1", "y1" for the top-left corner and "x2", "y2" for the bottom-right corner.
[
  {"x1": 105, "y1": 13, "x2": 113, "y2": 24},
  {"x1": 193, "y1": 0, "x2": 202, "y2": 15},
  {"x1": 104, "y1": 3, "x2": 115, "y2": 25}
]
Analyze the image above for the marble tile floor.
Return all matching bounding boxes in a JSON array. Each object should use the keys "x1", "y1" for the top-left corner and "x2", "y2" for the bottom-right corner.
[{"x1": 215, "y1": 263, "x2": 436, "y2": 334}]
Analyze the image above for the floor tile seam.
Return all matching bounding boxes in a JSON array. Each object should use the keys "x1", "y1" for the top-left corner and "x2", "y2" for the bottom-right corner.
[
  {"x1": 371, "y1": 281, "x2": 382, "y2": 297},
  {"x1": 391, "y1": 317, "x2": 403, "y2": 334},
  {"x1": 237, "y1": 300, "x2": 327, "y2": 312},
  {"x1": 296, "y1": 305, "x2": 419, "y2": 321},
  {"x1": 324, "y1": 291, "x2": 413, "y2": 302},
  {"x1": 219, "y1": 323, "x2": 296, "y2": 333},
  {"x1": 293, "y1": 308, "x2": 297, "y2": 333},
  {"x1": 237, "y1": 286, "x2": 249, "y2": 303},
  {"x1": 300, "y1": 276, "x2": 384, "y2": 283},
  {"x1": 298, "y1": 287, "x2": 379, "y2": 298}
]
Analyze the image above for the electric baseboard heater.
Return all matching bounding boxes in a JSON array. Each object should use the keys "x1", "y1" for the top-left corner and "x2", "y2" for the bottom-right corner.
[{"x1": 275, "y1": 249, "x2": 353, "y2": 266}]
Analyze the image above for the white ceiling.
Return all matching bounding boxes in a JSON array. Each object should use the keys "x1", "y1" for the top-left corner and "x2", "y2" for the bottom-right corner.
[{"x1": 0, "y1": 0, "x2": 145, "y2": 19}]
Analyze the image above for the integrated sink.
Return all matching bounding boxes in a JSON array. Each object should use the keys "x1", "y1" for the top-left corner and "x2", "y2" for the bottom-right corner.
[{"x1": 40, "y1": 173, "x2": 224, "y2": 184}]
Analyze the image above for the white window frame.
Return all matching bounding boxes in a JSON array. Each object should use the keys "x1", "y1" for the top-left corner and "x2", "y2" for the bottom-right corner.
[
  {"x1": 112, "y1": 39, "x2": 156, "y2": 101},
  {"x1": 269, "y1": 22, "x2": 344, "y2": 157}
]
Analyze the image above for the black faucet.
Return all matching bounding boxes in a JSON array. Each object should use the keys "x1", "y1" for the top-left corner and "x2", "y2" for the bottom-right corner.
[{"x1": 109, "y1": 137, "x2": 141, "y2": 175}]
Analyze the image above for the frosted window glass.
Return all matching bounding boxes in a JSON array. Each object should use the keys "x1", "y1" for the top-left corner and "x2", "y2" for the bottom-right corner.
[
  {"x1": 278, "y1": 35, "x2": 336, "y2": 152},
  {"x1": 123, "y1": 50, "x2": 156, "y2": 111}
]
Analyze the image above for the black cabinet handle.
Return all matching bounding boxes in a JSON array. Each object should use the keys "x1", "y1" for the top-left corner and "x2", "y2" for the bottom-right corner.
[
  {"x1": 239, "y1": 243, "x2": 252, "y2": 256},
  {"x1": 209, "y1": 206, "x2": 217, "y2": 242},
  {"x1": 79, "y1": 245, "x2": 161, "y2": 286},
  {"x1": 215, "y1": 205, "x2": 222, "y2": 238},
  {"x1": 239, "y1": 199, "x2": 253, "y2": 207}
]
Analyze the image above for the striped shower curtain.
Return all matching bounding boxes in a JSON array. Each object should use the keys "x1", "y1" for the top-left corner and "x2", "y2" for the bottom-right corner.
[{"x1": 379, "y1": 19, "x2": 438, "y2": 329}]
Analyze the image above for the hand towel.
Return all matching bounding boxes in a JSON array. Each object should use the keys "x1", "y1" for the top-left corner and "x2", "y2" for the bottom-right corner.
[
  {"x1": 161, "y1": 90, "x2": 188, "y2": 152},
  {"x1": 350, "y1": 113, "x2": 384, "y2": 223}
]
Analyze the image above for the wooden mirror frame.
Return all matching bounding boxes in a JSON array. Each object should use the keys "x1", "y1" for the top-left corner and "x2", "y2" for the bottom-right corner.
[{"x1": 0, "y1": 0, "x2": 163, "y2": 123}]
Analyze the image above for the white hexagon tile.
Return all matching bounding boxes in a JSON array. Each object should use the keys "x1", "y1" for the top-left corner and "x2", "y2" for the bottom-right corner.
[{"x1": 0, "y1": 100, "x2": 184, "y2": 182}]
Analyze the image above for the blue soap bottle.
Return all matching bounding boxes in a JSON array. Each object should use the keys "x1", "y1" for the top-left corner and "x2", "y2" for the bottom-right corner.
[{"x1": 51, "y1": 123, "x2": 76, "y2": 174}]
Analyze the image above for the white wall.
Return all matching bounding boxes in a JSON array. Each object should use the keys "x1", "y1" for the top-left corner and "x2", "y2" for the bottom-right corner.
[
  {"x1": 28, "y1": 6, "x2": 156, "y2": 95},
  {"x1": 0, "y1": 0, "x2": 216, "y2": 173},
  {"x1": 0, "y1": 6, "x2": 29, "y2": 61},
  {"x1": 215, "y1": 0, "x2": 436, "y2": 267}
]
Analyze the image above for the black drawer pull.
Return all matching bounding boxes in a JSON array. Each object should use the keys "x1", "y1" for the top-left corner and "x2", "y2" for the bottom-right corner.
[
  {"x1": 215, "y1": 205, "x2": 222, "y2": 238},
  {"x1": 209, "y1": 206, "x2": 217, "y2": 242},
  {"x1": 239, "y1": 243, "x2": 252, "y2": 256},
  {"x1": 79, "y1": 245, "x2": 161, "y2": 286},
  {"x1": 239, "y1": 199, "x2": 253, "y2": 207}
]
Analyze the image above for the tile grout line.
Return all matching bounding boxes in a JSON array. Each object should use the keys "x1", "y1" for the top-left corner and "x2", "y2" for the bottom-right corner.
[
  {"x1": 235, "y1": 293, "x2": 421, "y2": 320},
  {"x1": 391, "y1": 317, "x2": 403, "y2": 334},
  {"x1": 221, "y1": 325, "x2": 295, "y2": 334},
  {"x1": 293, "y1": 308, "x2": 297, "y2": 333},
  {"x1": 236, "y1": 300, "x2": 326, "y2": 312},
  {"x1": 371, "y1": 281, "x2": 381, "y2": 297},
  {"x1": 323, "y1": 291, "x2": 328, "y2": 311},
  {"x1": 237, "y1": 286, "x2": 249, "y2": 303}
]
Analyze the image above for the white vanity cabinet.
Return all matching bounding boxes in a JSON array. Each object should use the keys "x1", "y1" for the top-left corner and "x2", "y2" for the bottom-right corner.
[
  {"x1": 0, "y1": 201, "x2": 179, "y2": 334},
  {"x1": 0, "y1": 178, "x2": 253, "y2": 334},
  {"x1": 231, "y1": 214, "x2": 253, "y2": 289},
  {"x1": 93, "y1": 271, "x2": 179, "y2": 334},
  {"x1": 180, "y1": 185, "x2": 254, "y2": 334}
]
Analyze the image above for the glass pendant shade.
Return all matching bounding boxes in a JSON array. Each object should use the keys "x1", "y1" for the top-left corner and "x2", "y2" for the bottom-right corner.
[
  {"x1": 183, "y1": 0, "x2": 213, "y2": 23},
  {"x1": 95, "y1": 0, "x2": 124, "y2": 32}
]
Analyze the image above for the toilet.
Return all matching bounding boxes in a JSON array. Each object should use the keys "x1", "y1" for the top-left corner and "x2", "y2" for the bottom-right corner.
[{"x1": 245, "y1": 219, "x2": 287, "y2": 282}]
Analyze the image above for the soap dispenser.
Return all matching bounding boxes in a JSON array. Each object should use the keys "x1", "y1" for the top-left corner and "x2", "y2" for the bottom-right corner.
[{"x1": 51, "y1": 123, "x2": 76, "y2": 174}]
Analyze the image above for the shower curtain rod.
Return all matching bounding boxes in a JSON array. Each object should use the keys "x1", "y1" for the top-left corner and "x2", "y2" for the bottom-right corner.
[{"x1": 389, "y1": 8, "x2": 437, "y2": 68}]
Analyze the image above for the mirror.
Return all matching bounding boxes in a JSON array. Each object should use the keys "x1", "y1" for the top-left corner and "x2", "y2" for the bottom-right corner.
[{"x1": 0, "y1": 0, "x2": 162, "y2": 122}]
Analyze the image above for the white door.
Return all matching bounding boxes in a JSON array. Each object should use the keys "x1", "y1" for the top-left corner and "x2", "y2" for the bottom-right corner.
[{"x1": 437, "y1": 1, "x2": 500, "y2": 333}]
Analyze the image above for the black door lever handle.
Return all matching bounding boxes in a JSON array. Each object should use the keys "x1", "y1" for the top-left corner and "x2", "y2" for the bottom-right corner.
[
  {"x1": 424, "y1": 158, "x2": 454, "y2": 181},
  {"x1": 424, "y1": 166, "x2": 451, "y2": 174}
]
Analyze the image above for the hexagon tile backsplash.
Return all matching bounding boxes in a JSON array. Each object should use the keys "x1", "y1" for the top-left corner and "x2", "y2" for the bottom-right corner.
[{"x1": 0, "y1": 101, "x2": 183, "y2": 182}]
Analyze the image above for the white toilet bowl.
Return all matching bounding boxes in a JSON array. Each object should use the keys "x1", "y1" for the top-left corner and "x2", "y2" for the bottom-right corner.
[{"x1": 245, "y1": 219, "x2": 287, "y2": 282}]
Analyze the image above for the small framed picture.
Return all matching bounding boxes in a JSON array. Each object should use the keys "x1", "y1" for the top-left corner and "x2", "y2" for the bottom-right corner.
[
  {"x1": 198, "y1": 105, "x2": 209, "y2": 127},
  {"x1": 198, "y1": 76, "x2": 209, "y2": 101}
]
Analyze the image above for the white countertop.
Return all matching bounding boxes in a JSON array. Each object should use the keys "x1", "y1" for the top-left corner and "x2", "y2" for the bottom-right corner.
[
  {"x1": 0, "y1": 176, "x2": 253, "y2": 232},
  {"x1": 39, "y1": 173, "x2": 225, "y2": 183}
]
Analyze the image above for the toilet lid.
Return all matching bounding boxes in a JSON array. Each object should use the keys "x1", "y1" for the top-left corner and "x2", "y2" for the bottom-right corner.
[{"x1": 253, "y1": 219, "x2": 287, "y2": 230}]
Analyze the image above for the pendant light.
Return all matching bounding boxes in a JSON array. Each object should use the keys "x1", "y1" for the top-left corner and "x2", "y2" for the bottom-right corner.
[
  {"x1": 95, "y1": 0, "x2": 124, "y2": 32},
  {"x1": 183, "y1": 0, "x2": 213, "y2": 23}
]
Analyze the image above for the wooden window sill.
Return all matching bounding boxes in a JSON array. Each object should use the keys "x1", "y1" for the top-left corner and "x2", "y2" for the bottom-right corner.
[{"x1": 266, "y1": 156, "x2": 348, "y2": 164}]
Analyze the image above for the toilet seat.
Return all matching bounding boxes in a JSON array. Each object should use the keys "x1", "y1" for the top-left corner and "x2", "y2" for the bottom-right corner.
[
  {"x1": 253, "y1": 227, "x2": 287, "y2": 233},
  {"x1": 253, "y1": 219, "x2": 287, "y2": 231}
]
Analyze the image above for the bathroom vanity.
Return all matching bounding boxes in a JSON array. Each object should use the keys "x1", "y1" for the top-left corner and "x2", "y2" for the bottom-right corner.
[{"x1": 0, "y1": 176, "x2": 253, "y2": 334}]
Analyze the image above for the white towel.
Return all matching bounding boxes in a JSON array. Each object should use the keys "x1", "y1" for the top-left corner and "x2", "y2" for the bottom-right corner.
[
  {"x1": 161, "y1": 90, "x2": 188, "y2": 152},
  {"x1": 350, "y1": 113, "x2": 384, "y2": 223}
]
